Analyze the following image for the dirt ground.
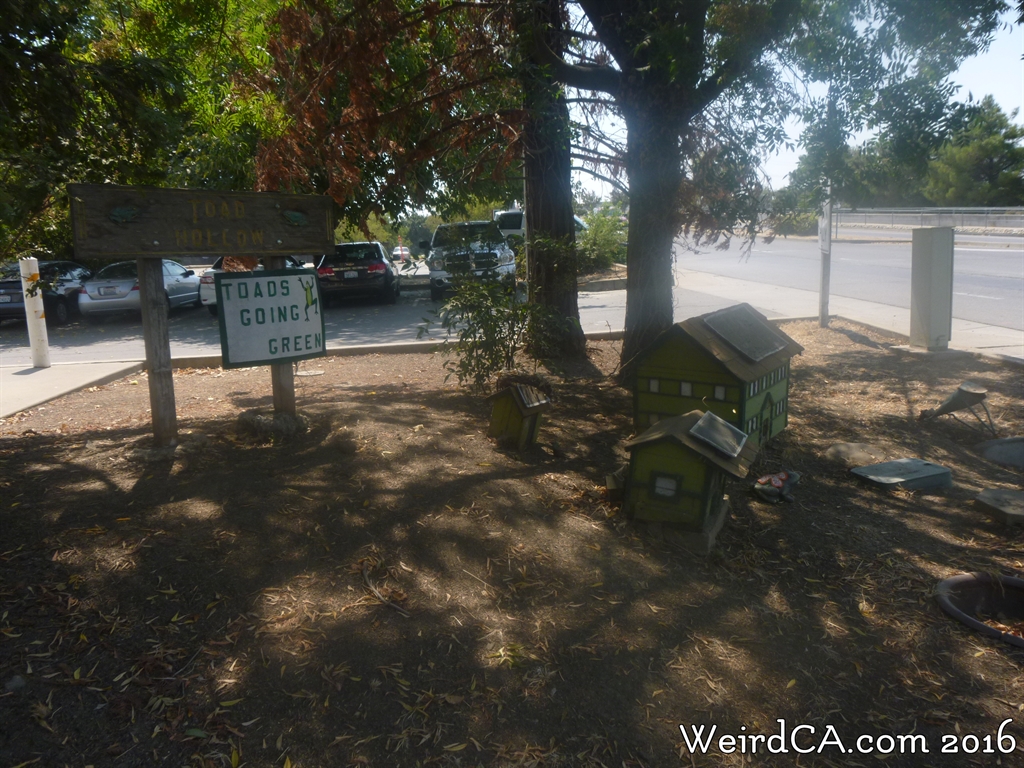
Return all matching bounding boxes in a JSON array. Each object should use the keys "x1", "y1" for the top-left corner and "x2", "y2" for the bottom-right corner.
[{"x1": 1, "y1": 319, "x2": 1022, "y2": 768}]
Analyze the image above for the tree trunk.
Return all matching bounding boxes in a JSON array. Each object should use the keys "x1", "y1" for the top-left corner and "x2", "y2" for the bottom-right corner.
[
  {"x1": 619, "y1": 101, "x2": 683, "y2": 380},
  {"x1": 520, "y1": 0, "x2": 586, "y2": 357}
]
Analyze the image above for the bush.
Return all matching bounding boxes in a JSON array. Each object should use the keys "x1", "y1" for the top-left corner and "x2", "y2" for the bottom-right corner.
[
  {"x1": 576, "y1": 206, "x2": 627, "y2": 274},
  {"x1": 769, "y1": 211, "x2": 818, "y2": 237},
  {"x1": 419, "y1": 274, "x2": 557, "y2": 390}
]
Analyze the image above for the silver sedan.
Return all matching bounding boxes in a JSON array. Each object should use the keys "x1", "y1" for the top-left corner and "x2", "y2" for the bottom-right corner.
[{"x1": 79, "y1": 260, "x2": 201, "y2": 320}]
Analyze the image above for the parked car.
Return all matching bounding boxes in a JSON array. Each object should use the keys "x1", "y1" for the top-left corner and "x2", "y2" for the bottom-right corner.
[
  {"x1": 422, "y1": 221, "x2": 516, "y2": 301},
  {"x1": 79, "y1": 259, "x2": 200, "y2": 320},
  {"x1": 0, "y1": 260, "x2": 93, "y2": 326},
  {"x1": 391, "y1": 245, "x2": 411, "y2": 263},
  {"x1": 314, "y1": 242, "x2": 400, "y2": 304},
  {"x1": 199, "y1": 255, "x2": 309, "y2": 316}
]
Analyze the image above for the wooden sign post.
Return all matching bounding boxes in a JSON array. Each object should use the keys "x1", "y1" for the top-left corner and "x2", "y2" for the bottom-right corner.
[{"x1": 69, "y1": 184, "x2": 334, "y2": 446}]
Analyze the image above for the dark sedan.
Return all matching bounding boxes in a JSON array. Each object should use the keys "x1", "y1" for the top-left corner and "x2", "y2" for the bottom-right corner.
[
  {"x1": 0, "y1": 260, "x2": 93, "y2": 326},
  {"x1": 314, "y1": 242, "x2": 400, "y2": 304}
]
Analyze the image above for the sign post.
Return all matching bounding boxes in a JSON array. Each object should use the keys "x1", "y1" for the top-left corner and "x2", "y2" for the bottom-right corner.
[
  {"x1": 818, "y1": 183, "x2": 832, "y2": 328},
  {"x1": 137, "y1": 258, "x2": 177, "y2": 443},
  {"x1": 69, "y1": 184, "x2": 333, "y2": 446},
  {"x1": 18, "y1": 258, "x2": 51, "y2": 369}
]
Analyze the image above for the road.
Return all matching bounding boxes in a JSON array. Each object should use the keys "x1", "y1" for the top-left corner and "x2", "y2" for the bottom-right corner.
[
  {"x1": 674, "y1": 230, "x2": 1024, "y2": 331},
  {"x1": 0, "y1": 230, "x2": 1020, "y2": 366}
]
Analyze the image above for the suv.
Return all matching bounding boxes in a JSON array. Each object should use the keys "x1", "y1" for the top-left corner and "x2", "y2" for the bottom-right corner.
[{"x1": 422, "y1": 221, "x2": 516, "y2": 301}]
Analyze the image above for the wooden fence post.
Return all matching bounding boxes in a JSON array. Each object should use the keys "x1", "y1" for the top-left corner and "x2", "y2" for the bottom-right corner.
[{"x1": 137, "y1": 258, "x2": 178, "y2": 446}]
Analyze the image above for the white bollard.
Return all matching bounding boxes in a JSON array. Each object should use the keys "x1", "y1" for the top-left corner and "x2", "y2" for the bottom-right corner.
[{"x1": 19, "y1": 257, "x2": 51, "y2": 368}]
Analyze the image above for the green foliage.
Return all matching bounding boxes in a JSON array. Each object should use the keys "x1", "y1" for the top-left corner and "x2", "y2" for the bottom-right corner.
[
  {"x1": 419, "y1": 274, "x2": 557, "y2": 391},
  {"x1": 924, "y1": 97, "x2": 1024, "y2": 206},
  {"x1": 780, "y1": 95, "x2": 1023, "y2": 208},
  {"x1": 576, "y1": 204, "x2": 628, "y2": 273}
]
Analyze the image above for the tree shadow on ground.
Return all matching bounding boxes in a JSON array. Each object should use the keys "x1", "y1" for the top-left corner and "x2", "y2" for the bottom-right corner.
[{"x1": 1, "y1": 326, "x2": 1022, "y2": 768}]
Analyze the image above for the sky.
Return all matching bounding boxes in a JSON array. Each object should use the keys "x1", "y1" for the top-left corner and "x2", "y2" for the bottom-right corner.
[{"x1": 759, "y1": 14, "x2": 1024, "y2": 188}]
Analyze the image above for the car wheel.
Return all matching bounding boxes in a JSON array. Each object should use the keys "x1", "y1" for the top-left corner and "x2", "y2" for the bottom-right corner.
[
  {"x1": 164, "y1": 292, "x2": 172, "y2": 315},
  {"x1": 193, "y1": 294, "x2": 203, "y2": 308},
  {"x1": 430, "y1": 286, "x2": 444, "y2": 302},
  {"x1": 207, "y1": 304, "x2": 218, "y2": 317},
  {"x1": 383, "y1": 280, "x2": 398, "y2": 305},
  {"x1": 50, "y1": 298, "x2": 70, "y2": 326}
]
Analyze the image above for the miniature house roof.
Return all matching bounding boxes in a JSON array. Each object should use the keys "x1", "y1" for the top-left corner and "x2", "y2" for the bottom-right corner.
[
  {"x1": 649, "y1": 303, "x2": 803, "y2": 382},
  {"x1": 625, "y1": 410, "x2": 757, "y2": 479},
  {"x1": 488, "y1": 384, "x2": 551, "y2": 416}
]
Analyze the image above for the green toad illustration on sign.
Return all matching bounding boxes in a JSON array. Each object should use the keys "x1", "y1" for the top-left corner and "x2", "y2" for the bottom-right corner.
[{"x1": 216, "y1": 269, "x2": 326, "y2": 368}]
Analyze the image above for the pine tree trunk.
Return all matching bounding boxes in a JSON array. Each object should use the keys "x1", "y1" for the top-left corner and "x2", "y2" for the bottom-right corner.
[{"x1": 520, "y1": 0, "x2": 586, "y2": 358}]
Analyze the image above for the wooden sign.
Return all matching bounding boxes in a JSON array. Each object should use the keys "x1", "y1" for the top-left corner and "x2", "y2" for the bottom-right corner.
[
  {"x1": 68, "y1": 184, "x2": 334, "y2": 259},
  {"x1": 216, "y1": 269, "x2": 326, "y2": 368}
]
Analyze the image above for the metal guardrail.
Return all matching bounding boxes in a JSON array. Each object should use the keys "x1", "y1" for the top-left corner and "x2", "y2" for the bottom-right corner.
[{"x1": 834, "y1": 207, "x2": 1024, "y2": 229}]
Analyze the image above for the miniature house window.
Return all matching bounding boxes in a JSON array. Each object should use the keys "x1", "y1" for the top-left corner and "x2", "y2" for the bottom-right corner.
[
  {"x1": 775, "y1": 399, "x2": 786, "y2": 416},
  {"x1": 650, "y1": 473, "x2": 682, "y2": 501},
  {"x1": 714, "y1": 385, "x2": 726, "y2": 401},
  {"x1": 679, "y1": 381, "x2": 693, "y2": 397},
  {"x1": 747, "y1": 416, "x2": 759, "y2": 432},
  {"x1": 749, "y1": 381, "x2": 758, "y2": 397},
  {"x1": 648, "y1": 378, "x2": 659, "y2": 393}
]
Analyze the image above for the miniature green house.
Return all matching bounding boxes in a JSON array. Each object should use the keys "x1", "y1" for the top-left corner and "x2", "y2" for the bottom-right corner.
[
  {"x1": 624, "y1": 410, "x2": 757, "y2": 527},
  {"x1": 633, "y1": 303, "x2": 803, "y2": 448},
  {"x1": 487, "y1": 384, "x2": 551, "y2": 450}
]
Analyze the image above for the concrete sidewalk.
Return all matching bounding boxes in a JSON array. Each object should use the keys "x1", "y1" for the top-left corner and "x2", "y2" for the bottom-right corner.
[
  {"x1": 673, "y1": 267, "x2": 1024, "y2": 363},
  {"x1": 2, "y1": 269, "x2": 1021, "y2": 419}
]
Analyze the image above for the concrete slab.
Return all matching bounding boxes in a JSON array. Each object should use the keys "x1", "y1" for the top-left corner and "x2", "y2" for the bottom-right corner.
[
  {"x1": 851, "y1": 458, "x2": 953, "y2": 491},
  {"x1": 0, "y1": 361, "x2": 144, "y2": 419},
  {"x1": 976, "y1": 437, "x2": 1024, "y2": 470},
  {"x1": 975, "y1": 489, "x2": 1024, "y2": 526}
]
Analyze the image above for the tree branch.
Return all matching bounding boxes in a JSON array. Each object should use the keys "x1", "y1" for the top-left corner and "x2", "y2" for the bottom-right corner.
[{"x1": 692, "y1": 0, "x2": 801, "y2": 115}]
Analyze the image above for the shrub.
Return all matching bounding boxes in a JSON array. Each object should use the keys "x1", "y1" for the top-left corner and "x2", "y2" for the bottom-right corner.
[
  {"x1": 419, "y1": 273, "x2": 557, "y2": 390},
  {"x1": 576, "y1": 206, "x2": 627, "y2": 274}
]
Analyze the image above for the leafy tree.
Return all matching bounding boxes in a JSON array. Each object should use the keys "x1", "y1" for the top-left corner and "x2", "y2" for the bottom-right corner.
[
  {"x1": 0, "y1": 0, "x2": 187, "y2": 260},
  {"x1": 255, "y1": 1, "x2": 522, "y2": 223},
  {"x1": 924, "y1": 96, "x2": 1024, "y2": 205},
  {"x1": 534, "y1": 1, "x2": 1007, "y2": 375},
  {"x1": 0, "y1": 0, "x2": 282, "y2": 262}
]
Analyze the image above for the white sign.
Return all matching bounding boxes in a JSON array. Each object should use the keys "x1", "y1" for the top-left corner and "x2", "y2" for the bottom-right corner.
[{"x1": 216, "y1": 269, "x2": 326, "y2": 368}]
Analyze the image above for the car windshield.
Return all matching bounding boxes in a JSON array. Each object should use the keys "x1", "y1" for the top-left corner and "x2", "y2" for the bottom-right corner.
[
  {"x1": 0, "y1": 264, "x2": 20, "y2": 280},
  {"x1": 95, "y1": 262, "x2": 138, "y2": 280},
  {"x1": 324, "y1": 244, "x2": 382, "y2": 265},
  {"x1": 432, "y1": 222, "x2": 505, "y2": 249}
]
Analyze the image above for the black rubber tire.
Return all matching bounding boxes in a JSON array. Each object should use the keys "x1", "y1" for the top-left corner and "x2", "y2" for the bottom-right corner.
[
  {"x1": 50, "y1": 298, "x2": 70, "y2": 326},
  {"x1": 164, "y1": 293, "x2": 172, "y2": 314},
  {"x1": 430, "y1": 286, "x2": 444, "y2": 302},
  {"x1": 383, "y1": 280, "x2": 398, "y2": 304},
  {"x1": 207, "y1": 304, "x2": 218, "y2": 317}
]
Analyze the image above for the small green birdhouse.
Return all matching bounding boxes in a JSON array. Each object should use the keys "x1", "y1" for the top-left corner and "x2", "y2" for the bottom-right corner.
[
  {"x1": 487, "y1": 384, "x2": 551, "y2": 450},
  {"x1": 633, "y1": 303, "x2": 803, "y2": 449},
  {"x1": 624, "y1": 410, "x2": 756, "y2": 528}
]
